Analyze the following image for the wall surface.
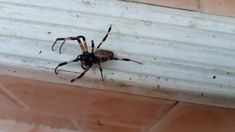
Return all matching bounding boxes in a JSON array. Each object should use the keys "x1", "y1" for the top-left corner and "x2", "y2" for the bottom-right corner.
[
  {"x1": 0, "y1": 75, "x2": 176, "y2": 132},
  {"x1": 1, "y1": 75, "x2": 235, "y2": 132},
  {"x1": 125, "y1": 0, "x2": 235, "y2": 17}
]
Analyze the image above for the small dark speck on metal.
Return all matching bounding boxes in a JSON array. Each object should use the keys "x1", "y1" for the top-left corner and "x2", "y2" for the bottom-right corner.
[
  {"x1": 38, "y1": 50, "x2": 42, "y2": 54},
  {"x1": 83, "y1": 1, "x2": 91, "y2": 6}
]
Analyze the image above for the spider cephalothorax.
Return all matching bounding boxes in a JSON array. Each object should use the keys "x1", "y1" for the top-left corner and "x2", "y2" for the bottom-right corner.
[{"x1": 52, "y1": 25, "x2": 142, "y2": 82}]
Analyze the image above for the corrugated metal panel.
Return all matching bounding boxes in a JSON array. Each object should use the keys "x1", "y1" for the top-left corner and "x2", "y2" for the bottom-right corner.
[{"x1": 0, "y1": 0, "x2": 235, "y2": 108}]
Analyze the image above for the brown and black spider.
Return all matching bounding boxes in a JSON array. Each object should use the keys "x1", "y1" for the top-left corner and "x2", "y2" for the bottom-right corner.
[{"x1": 52, "y1": 25, "x2": 142, "y2": 83}]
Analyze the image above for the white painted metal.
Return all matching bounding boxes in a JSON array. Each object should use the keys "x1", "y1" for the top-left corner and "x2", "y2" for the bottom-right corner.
[{"x1": 0, "y1": 0, "x2": 235, "y2": 108}]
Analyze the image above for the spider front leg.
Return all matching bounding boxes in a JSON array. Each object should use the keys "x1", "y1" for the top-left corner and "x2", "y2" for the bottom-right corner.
[
  {"x1": 55, "y1": 56, "x2": 81, "y2": 74},
  {"x1": 52, "y1": 38, "x2": 66, "y2": 52},
  {"x1": 52, "y1": 36, "x2": 88, "y2": 54},
  {"x1": 71, "y1": 64, "x2": 92, "y2": 83}
]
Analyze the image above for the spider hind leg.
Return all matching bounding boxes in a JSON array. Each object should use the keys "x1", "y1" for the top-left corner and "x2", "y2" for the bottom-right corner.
[
  {"x1": 97, "y1": 25, "x2": 112, "y2": 49},
  {"x1": 112, "y1": 57, "x2": 142, "y2": 64}
]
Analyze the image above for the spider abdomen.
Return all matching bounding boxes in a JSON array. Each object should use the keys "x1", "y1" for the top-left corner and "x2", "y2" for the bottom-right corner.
[{"x1": 94, "y1": 49, "x2": 114, "y2": 62}]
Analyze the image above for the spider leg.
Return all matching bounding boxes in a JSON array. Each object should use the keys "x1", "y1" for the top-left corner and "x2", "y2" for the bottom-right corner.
[
  {"x1": 97, "y1": 25, "x2": 112, "y2": 49},
  {"x1": 71, "y1": 64, "x2": 92, "y2": 83},
  {"x1": 81, "y1": 64, "x2": 86, "y2": 70},
  {"x1": 52, "y1": 36, "x2": 87, "y2": 54},
  {"x1": 91, "y1": 40, "x2": 95, "y2": 53},
  {"x1": 55, "y1": 56, "x2": 81, "y2": 74},
  {"x1": 77, "y1": 39, "x2": 86, "y2": 53},
  {"x1": 97, "y1": 62, "x2": 104, "y2": 81},
  {"x1": 112, "y1": 57, "x2": 142, "y2": 64},
  {"x1": 59, "y1": 39, "x2": 67, "y2": 54},
  {"x1": 52, "y1": 38, "x2": 65, "y2": 51},
  {"x1": 82, "y1": 37, "x2": 88, "y2": 53},
  {"x1": 75, "y1": 36, "x2": 88, "y2": 53},
  {"x1": 67, "y1": 36, "x2": 87, "y2": 53}
]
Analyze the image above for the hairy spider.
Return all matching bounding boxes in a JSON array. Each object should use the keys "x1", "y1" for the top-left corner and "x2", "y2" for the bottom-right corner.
[{"x1": 52, "y1": 25, "x2": 142, "y2": 83}]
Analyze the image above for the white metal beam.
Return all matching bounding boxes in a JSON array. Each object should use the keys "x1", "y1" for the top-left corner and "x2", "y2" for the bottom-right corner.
[{"x1": 0, "y1": 0, "x2": 235, "y2": 108}]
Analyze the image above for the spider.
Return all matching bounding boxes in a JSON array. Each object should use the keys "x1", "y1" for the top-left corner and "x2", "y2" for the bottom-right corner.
[{"x1": 52, "y1": 25, "x2": 142, "y2": 83}]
